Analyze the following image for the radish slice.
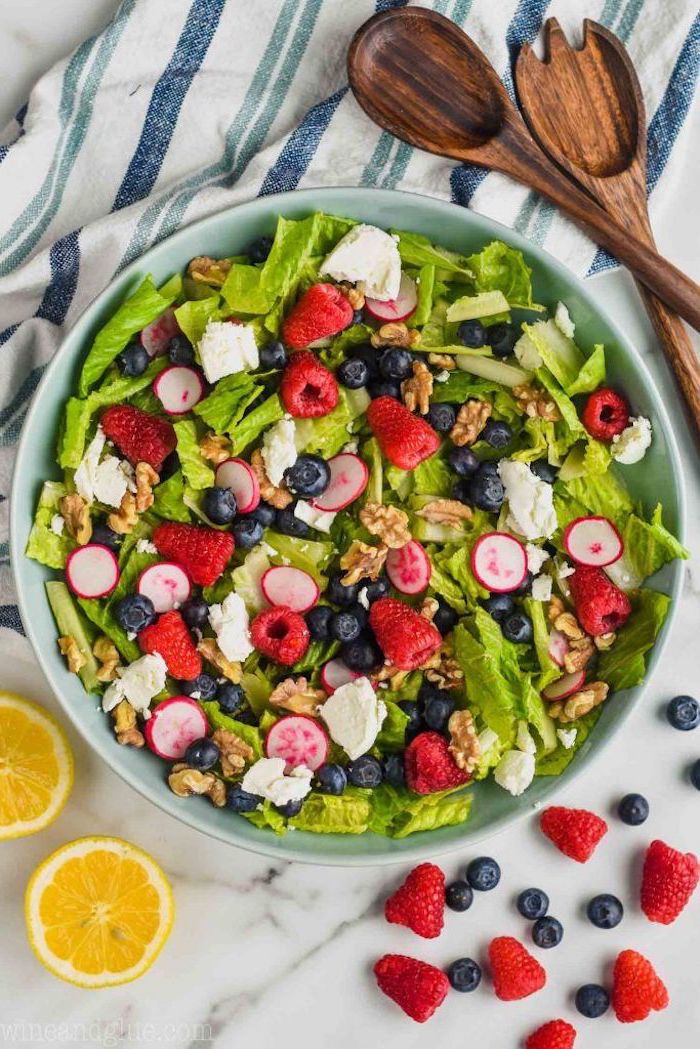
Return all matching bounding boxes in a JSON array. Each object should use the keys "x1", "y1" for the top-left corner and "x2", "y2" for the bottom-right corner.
[
  {"x1": 153, "y1": 365, "x2": 204, "y2": 415},
  {"x1": 65, "y1": 544, "x2": 119, "y2": 599},
  {"x1": 563, "y1": 515, "x2": 623, "y2": 567},
  {"x1": 320, "y1": 658, "x2": 362, "y2": 695},
  {"x1": 264, "y1": 714, "x2": 329, "y2": 771},
  {"x1": 386, "y1": 540, "x2": 432, "y2": 595},
  {"x1": 309, "y1": 452, "x2": 368, "y2": 512},
  {"x1": 141, "y1": 307, "x2": 179, "y2": 356},
  {"x1": 365, "y1": 272, "x2": 418, "y2": 323},
  {"x1": 471, "y1": 532, "x2": 528, "y2": 593},
  {"x1": 137, "y1": 562, "x2": 191, "y2": 613},
  {"x1": 261, "y1": 566, "x2": 319, "y2": 613},
  {"x1": 542, "y1": 670, "x2": 587, "y2": 702},
  {"x1": 548, "y1": 629, "x2": 570, "y2": 668},
  {"x1": 215, "y1": 457, "x2": 261, "y2": 513},
  {"x1": 144, "y1": 696, "x2": 209, "y2": 760}
]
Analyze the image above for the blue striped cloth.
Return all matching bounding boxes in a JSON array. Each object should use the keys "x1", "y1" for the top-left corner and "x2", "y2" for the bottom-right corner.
[{"x1": 0, "y1": 0, "x2": 697, "y2": 636}]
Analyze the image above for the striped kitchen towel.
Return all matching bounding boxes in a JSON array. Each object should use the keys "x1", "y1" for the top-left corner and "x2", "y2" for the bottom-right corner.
[{"x1": 0, "y1": 0, "x2": 697, "y2": 635}]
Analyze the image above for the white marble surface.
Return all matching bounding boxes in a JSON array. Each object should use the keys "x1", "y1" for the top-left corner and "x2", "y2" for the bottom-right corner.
[{"x1": 1, "y1": 4, "x2": 699, "y2": 1048}]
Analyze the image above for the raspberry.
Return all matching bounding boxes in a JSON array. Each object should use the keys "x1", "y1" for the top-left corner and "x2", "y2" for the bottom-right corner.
[
  {"x1": 581, "y1": 387, "x2": 630, "y2": 440},
  {"x1": 138, "y1": 610, "x2": 201, "y2": 679},
  {"x1": 612, "y1": 949, "x2": 669, "y2": 1023},
  {"x1": 152, "y1": 522, "x2": 234, "y2": 587},
  {"x1": 640, "y1": 839, "x2": 699, "y2": 925},
  {"x1": 525, "y1": 1020, "x2": 577, "y2": 1049},
  {"x1": 281, "y1": 283, "x2": 354, "y2": 350},
  {"x1": 101, "y1": 405, "x2": 176, "y2": 471},
  {"x1": 488, "y1": 936, "x2": 546, "y2": 1001},
  {"x1": 368, "y1": 597, "x2": 442, "y2": 671},
  {"x1": 568, "y1": 565, "x2": 631, "y2": 636},
  {"x1": 539, "y1": 806, "x2": 608, "y2": 863},
  {"x1": 404, "y1": 732, "x2": 471, "y2": 795},
  {"x1": 250, "y1": 606, "x2": 310, "y2": 666},
  {"x1": 374, "y1": 954, "x2": 449, "y2": 1023},
  {"x1": 385, "y1": 863, "x2": 445, "y2": 939},
  {"x1": 279, "y1": 351, "x2": 339, "y2": 418},
  {"x1": 367, "y1": 396, "x2": 441, "y2": 470}
]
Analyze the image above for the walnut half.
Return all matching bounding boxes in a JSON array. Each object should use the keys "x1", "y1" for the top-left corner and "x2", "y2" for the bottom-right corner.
[
  {"x1": 93, "y1": 636, "x2": 120, "y2": 683},
  {"x1": 210, "y1": 728, "x2": 254, "y2": 776},
  {"x1": 111, "y1": 700, "x2": 145, "y2": 748},
  {"x1": 359, "y1": 502, "x2": 411, "y2": 549},
  {"x1": 198, "y1": 638, "x2": 242, "y2": 683},
  {"x1": 250, "y1": 449, "x2": 293, "y2": 509},
  {"x1": 401, "y1": 361, "x2": 433, "y2": 415},
  {"x1": 58, "y1": 635, "x2": 87, "y2": 674},
  {"x1": 415, "y1": 498, "x2": 472, "y2": 529},
  {"x1": 200, "y1": 433, "x2": 232, "y2": 465},
  {"x1": 59, "y1": 493, "x2": 92, "y2": 545},
  {"x1": 448, "y1": 710, "x2": 480, "y2": 773},
  {"x1": 168, "y1": 763, "x2": 226, "y2": 806},
  {"x1": 549, "y1": 681, "x2": 609, "y2": 723},
  {"x1": 450, "y1": 400, "x2": 492, "y2": 446},
  {"x1": 370, "y1": 322, "x2": 421, "y2": 349},
  {"x1": 340, "y1": 540, "x2": 388, "y2": 585},
  {"x1": 269, "y1": 677, "x2": 326, "y2": 716}
]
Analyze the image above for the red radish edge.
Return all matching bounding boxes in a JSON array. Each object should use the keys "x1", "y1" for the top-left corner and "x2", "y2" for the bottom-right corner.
[
  {"x1": 470, "y1": 532, "x2": 528, "y2": 593},
  {"x1": 141, "y1": 307, "x2": 179, "y2": 356},
  {"x1": 215, "y1": 457, "x2": 261, "y2": 513},
  {"x1": 153, "y1": 365, "x2": 205, "y2": 415},
  {"x1": 261, "y1": 566, "x2": 319, "y2": 613},
  {"x1": 548, "y1": 629, "x2": 569, "y2": 668},
  {"x1": 542, "y1": 670, "x2": 586, "y2": 702},
  {"x1": 563, "y1": 515, "x2": 624, "y2": 568},
  {"x1": 309, "y1": 452, "x2": 369, "y2": 512},
  {"x1": 320, "y1": 658, "x2": 362, "y2": 695},
  {"x1": 144, "y1": 696, "x2": 209, "y2": 760},
  {"x1": 264, "y1": 714, "x2": 329, "y2": 771},
  {"x1": 65, "y1": 544, "x2": 120, "y2": 599},
  {"x1": 364, "y1": 272, "x2": 418, "y2": 323},
  {"x1": 137, "y1": 562, "x2": 192, "y2": 613},
  {"x1": 386, "y1": 540, "x2": 432, "y2": 595}
]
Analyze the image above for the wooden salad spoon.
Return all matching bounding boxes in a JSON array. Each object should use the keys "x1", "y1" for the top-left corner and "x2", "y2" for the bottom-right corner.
[
  {"x1": 347, "y1": 6, "x2": 700, "y2": 335},
  {"x1": 515, "y1": 19, "x2": 700, "y2": 432}
]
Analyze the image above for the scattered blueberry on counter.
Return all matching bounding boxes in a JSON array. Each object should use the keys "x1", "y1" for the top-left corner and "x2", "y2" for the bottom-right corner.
[
  {"x1": 617, "y1": 792, "x2": 650, "y2": 825},
  {"x1": 532, "y1": 915, "x2": 564, "y2": 949},
  {"x1": 446, "y1": 957, "x2": 482, "y2": 992},
  {"x1": 445, "y1": 880, "x2": 473, "y2": 912},
  {"x1": 666, "y1": 694, "x2": 700, "y2": 731},
  {"x1": 466, "y1": 856, "x2": 501, "y2": 892},
  {"x1": 690, "y1": 759, "x2": 700, "y2": 791},
  {"x1": 575, "y1": 983, "x2": 610, "y2": 1018},
  {"x1": 517, "y1": 887, "x2": 550, "y2": 920},
  {"x1": 586, "y1": 893, "x2": 624, "y2": 930}
]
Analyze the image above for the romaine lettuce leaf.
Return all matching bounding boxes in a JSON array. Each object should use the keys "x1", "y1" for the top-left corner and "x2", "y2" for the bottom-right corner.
[
  {"x1": 523, "y1": 319, "x2": 585, "y2": 391},
  {"x1": 294, "y1": 391, "x2": 353, "y2": 459},
  {"x1": 535, "y1": 707, "x2": 601, "y2": 776},
  {"x1": 412, "y1": 454, "x2": 453, "y2": 497},
  {"x1": 242, "y1": 800, "x2": 287, "y2": 834},
  {"x1": 78, "y1": 596, "x2": 140, "y2": 663},
  {"x1": 289, "y1": 788, "x2": 372, "y2": 834},
  {"x1": 567, "y1": 344, "x2": 606, "y2": 395},
  {"x1": 240, "y1": 667, "x2": 274, "y2": 716},
  {"x1": 229, "y1": 394, "x2": 284, "y2": 455},
  {"x1": 292, "y1": 639, "x2": 340, "y2": 674},
  {"x1": 26, "y1": 481, "x2": 75, "y2": 569},
  {"x1": 173, "y1": 419, "x2": 215, "y2": 490},
  {"x1": 392, "y1": 230, "x2": 474, "y2": 278},
  {"x1": 200, "y1": 700, "x2": 264, "y2": 757},
  {"x1": 232, "y1": 547, "x2": 272, "y2": 614},
  {"x1": 467, "y1": 241, "x2": 542, "y2": 311},
  {"x1": 369, "y1": 784, "x2": 472, "y2": 838},
  {"x1": 192, "y1": 373, "x2": 261, "y2": 434},
  {"x1": 453, "y1": 616, "x2": 519, "y2": 740},
  {"x1": 620, "y1": 505, "x2": 688, "y2": 583},
  {"x1": 174, "y1": 296, "x2": 221, "y2": 348},
  {"x1": 563, "y1": 468, "x2": 634, "y2": 521},
  {"x1": 221, "y1": 264, "x2": 275, "y2": 315},
  {"x1": 260, "y1": 213, "x2": 355, "y2": 306},
  {"x1": 376, "y1": 701, "x2": 410, "y2": 751},
  {"x1": 265, "y1": 531, "x2": 332, "y2": 584},
  {"x1": 524, "y1": 597, "x2": 561, "y2": 690},
  {"x1": 446, "y1": 290, "x2": 510, "y2": 322},
  {"x1": 597, "y1": 589, "x2": 671, "y2": 690},
  {"x1": 411, "y1": 264, "x2": 436, "y2": 327},
  {"x1": 151, "y1": 470, "x2": 191, "y2": 523}
]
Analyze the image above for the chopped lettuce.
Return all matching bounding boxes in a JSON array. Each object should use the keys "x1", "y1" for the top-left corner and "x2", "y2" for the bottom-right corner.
[
  {"x1": 446, "y1": 290, "x2": 510, "y2": 322},
  {"x1": 78, "y1": 595, "x2": 140, "y2": 664},
  {"x1": 174, "y1": 296, "x2": 221, "y2": 347},
  {"x1": 563, "y1": 468, "x2": 634, "y2": 522},
  {"x1": 467, "y1": 241, "x2": 542, "y2": 311},
  {"x1": 240, "y1": 667, "x2": 274, "y2": 716},
  {"x1": 522, "y1": 319, "x2": 585, "y2": 391},
  {"x1": 620, "y1": 505, "x2": 688, "y2": 583},
  {"x1": 392, "y1": 230, "x2": 474, "y2": 279},
  {"x1": 535, "y1": 707, "x2": 601, "y2": 776},
  {"x1": 412, "y1": 454, "x2": 453, "y2": 497},
  {"x1": 264, "y1": 531, "x2": 332, "y2": 585},
  {"x1": 45, "y1": 581, "x2": 100, "y2": 691},
  {"x1": 200, "y1": 701, "x2": 264, "y2": 758},
  {"x1": 221, "y1": 264, "x2": 275, "y2": 315},
  {"x1": 242, "y1": 800, "x2": 287, "y2": 834},
  {"x1": 173, "y1": 419, "x2": 215, "y2": 490},
  {"x1": 369, "y1": 785, "x2": 472, "y2": 838},
  {"x1": 411, "y1": 265, "x2": 436, "y2": 327},
  {"x1": 26, "y1": 481, "x2": 75, "y2": 569},
  {"x1": 294, "y1": 391, "x2": 355, "y2": 459},
  {"x1": 289, "y1": 788, "x2": 372, "y2": 834},
  {"x1": 232, "y1": 547, "x2": 272, "y2": 614},
  {"x1": 193, "y1": 373, "x2": 262, "y2": 434},
  {"x1": 524, "y1": 597, "x2": 561, "y2": 690},
  {"x1": 151, "y1": 470, "x2": 191, "y2": 523},
  {"x1": 229, "y1": 394, "x2": 284, "y2": 455},
  {"x1": 455, "y1": 353, "x2": 532, "y2": 388},
  {"x1": 292, "y1": 639, "x2": 340, "y2": 675},
  {"x1": 376, "y1": 701, "x2": 410, "y2": 751},
  {"x1": 567, "y1": 344, "x2": 606, "y2": 395},
  {"x1": 597, "y1": 589, "x2": 671, "y2": 690}
]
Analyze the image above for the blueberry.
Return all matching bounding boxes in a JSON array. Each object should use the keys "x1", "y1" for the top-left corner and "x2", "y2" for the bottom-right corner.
[
  {"x1": 452, "y1": 480, "x2": 473, "y2": 505},
  {"x1": 275, "y1": 506, "x2": 311, "y2": 538},
  {"x1": 114, "y1": 594, "x2": 156, "y2": 633},
  {"x1": 180, "y1": 597, "x2": 209, "y2": 631},
  {"x1": 382, "y1": 752, "x2": 405, "y2": 787},
  {"x1": 666, "y1": 694, "x2": 700, "y2": 731},
  {"x1": 458, "y1": 319, "x2": 487, "y2": 347},
  {"x1": 487, "y1": 322, "x2": 518, "y2": 359},
  {"x1": 91, "y1": 522, "x2": 121, "y2": 551},
  {"x1": 482, "y1": 593, "x2": 515, "y2": 623},
  {"x1": 502, "y1": 612, "x2": 533, "y2": 644},
  {"x1": 575, "y1": 984, "x2": 610, "y2": 1019},
  {"x1": 378, "y1": 347, "x2": 413, "y2": 381},
  {"x1": 232, "y1": 517, "x2": 264, "y2": 549},
  {"x1": 469, "y1": 471, "x2": 504, "y2": 512},
  {"x1": 352, "y1": 309, "x2": 364, "y2": 325},
  {"x1": 226, "y1": 783, "x2": 260, "y2": 812},
  {"x1": 346, "y1": 754, "x2": 383, "y2": 788},
  {"x1": 587, "y1": 893, "x2": 623, "y2": 929},
  {"x1": 216, "y1": 682, "x2": 245, "y2": 715},
  {"x1": 284, "y1": 455, "x2": 331, "y2": 498},
  {"x1": 424, "y1": 694, "x2": 455, "y2": 733},
  {"x1": 306, "y1": 605, "x2": 333, "y2": 641},
  {"x1": 433, "y1": 597, "x2": 459, "y2": 635},
  {"x1": 179, "y1": 673, "x2": 217, "y2": 700},
  {"x1": 159, "y1": 451, "x2": 180, "y2": 481},
  {"x1": 531, "y1": 459, "x2": 557, "y2": 484},
  {"x1": 234, "y1": 706, "x2": 259, "y2": 726},
  {"x1": 368, "y1": 380, "x2": 401, "y2": 400},
  {"x1": 116, "y1": 341, "x2": 149, "y2": 377},
  {"x1": 259, "y1": 340, "x2": 287, "y2": 370},
  {"x1": 445, "y1": 880, "x2": 473, "y2": 912},
  {"x1": 168, "y1": 334, "x2": 195, "y2": 366},
  {"x1": 417, "y1": 682, "x2": 449, "y2": 715},
  {"x1": 247, "y1": 235, "x2": 273, "y2": 264},
  {"x1": 478, "y1": 459, "x2": 499, "y2": 476},
  {"x1": 511, "y1": 570, "x2": 533, "y2": 597},
  {"x1": 447, "y1": 957, "x2": 481, "y2": 992},
  {"x1": 691, "y1": 758, "x2": 700, "y2": 790},
  {"x1": 399, "y1": 700, "x2": 424, "y2": 741},
  {"x1": 330, "y1": 609, "x2": 363, "y2": 644},
  {"x1": 466, "y1": 856, "x2": 501, "y2": 891},
  {"x1": 448, "y1": 446, "x2": 480, "y2": 477},
  {"x1": 326, "y1": 575, "x2": 359, "y2": 607},
  {"x1": 482, "y1": 418, "x2": 512, "y2": 449},
  {"x1": 184, "y1": 736, "x2": 220, "y2": 771},
  {"x1": 341, "y1": 639, "x2": 383, "y2": 672},
  {"x1": 277, "y1": 798, "x2": 303, "y2": 818},
  {"x1": 517, "y1": 888, "x2": 550, "y2": 920},
  {"x1": 316, "y1": 763, "x2": 347, "y2": 795},
  {"x1": 532, "y1": 915, "x2": 563, "y2": 948},
  {"x1": 617, "y1": 793, "x2": 650, "y2": 825},
  {"x1": 348, "y1": 343, "x2": 380, "y2": 382},
  {"x1": 203, "y1": 486, "x2": 237, "y2": 525},
  {"x1": 337, "y1": 358, "x2": 370, "y2": 389},
  {"x1": 360, "y1": 576, "x2": 390, "y2": 603},
  {"x1": 427, "y1": 403, "x2": 456, "y2": 432},
  {"x1": 247, "y1": 501, "x2": 277, "y2": 528}
]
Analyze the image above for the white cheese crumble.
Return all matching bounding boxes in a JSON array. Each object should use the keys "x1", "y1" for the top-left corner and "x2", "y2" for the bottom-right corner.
[
  {"x1": 611, "y1": 416, "x2": 652, "y2": 465},
  {"x1": 526, "y1": 543, "x2": 550, "y2": 575},
  {"x1": 262, "y1": 417, "x2": 297, "y2": 486},
  {"x1": 50, "y1": 514, "x2": 65, "y2": 536},
  {"x1": 557, "y1": 728, "x2": 577, "y2": 750},
  {"x1": 319, "y1": 223, "x2": 402, "y2": 301},
  {"x1": 494, "y1": 749, "x2": 536, "y2": 796},
  {"x1": 101, "y1": 653, "x2": 167, "y2": 718},
  {"x1": 198, "y1": 319, "x2": 259, "y2": 383},
  {"x1": 208, "y1": 592, "x2": 254, "y2": 662},
  {"x1": 435, "y1": 370, "x2": 450, "y2": 383},
  {"x1": 293, "y1": 500, "x2": 337, "y2": 534},
  {"x1": 514, "y1": 332, "x2": 543, "y2": 371},
  {"x1": 357, "y1": 586, "x2": 370, "y2": 611},
  {"x1": 558, "y1": 561, "x2": 575, "y2": 579},
  {"x1": 531, "y1": 574, "x2": 553, "y2": 602},
  {"x1": 136, "y1": 538, "x2": 158, "y2": 555},
  {"x1": 498, "y1": 459, "x2": 557, "y2": 540},
  {"x1": 516, "y1": 720, "x2": 536, "y2": 755},
  {"x1": 241, "y1": 758, "x2": 313, "y2": 806},
  {"x1": 74, "y1": 426, "x2": 131, "y2": 508},
  {"x1": 554, "y1": 301, "x2": 576, "y2": 339},
  {"x1": 320, "y1": 676, "x2": 387, "y2": 760}
]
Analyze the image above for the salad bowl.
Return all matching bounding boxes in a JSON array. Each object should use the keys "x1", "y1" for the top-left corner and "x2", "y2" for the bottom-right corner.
[{"x1": 10, "y1": 187, "x2": 685, "y2": 865}]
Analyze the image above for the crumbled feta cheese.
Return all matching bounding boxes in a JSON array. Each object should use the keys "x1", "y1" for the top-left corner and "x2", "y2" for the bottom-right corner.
[
  {"x1": 558, "y1": 561, "x2": 575, "y2": 579},
  {"x1": 293, "y1": 500, "x2": 337, "y2": 534},
  {"x1": 319, "y1": 223, "x2": 401, "y2": 301},
  {"x1": 531, "y1": 574, "x2": 553, "y2": 602},
  {"x1": 189, "y1": 690, "x2": 201, "y2": 700},
  {"x1": 73, "y1": 426, "x2": 130, "y2": 508},
  {"x1": 101, "y1": 653, "x2": 167, "y2": 718},
  {"x1": 242, "y1": 758, "x2": 313, "y2": 806},
  {"x1": 74, "y1": 427, "x2": 106, "y2": 503},
  {"x1": 198, "y1": 319, "x2": 259, "y2": 383},
  {"x1": 50, "y1": 514, "x2": 65, "y2": 536},
  {"x1": 342, "y1": 440, "x2": 359, "y2": 454},
  {"x1": 554, "y1": 301, "x2": 576, "y2": 339},
  {"x1": 477, "y1": 728, "x2": 499, "y2": 755},
  {"x1": 357, "y1": 586, "x2": 370, "y2": 611},
  {"x1": 435, "y1": 370, "x2": 450, "y2": 383},
  {"x1": 526, "y1": 543, "x2": 550, "y2": 575},
  {"x1": 136, "y1": 538, "x2": 158, "y2": 555},
  {"x1": 262, "y1": 418, "x2": 297, "y2": 486},
  {"x1": 516, "y1": 720, "x2": 536, "y2": 755},
  {"x1": 514, "y1": 332, "x2": 543, "y2": 371},
  {"x1": 494, "y1": 749, "x2": 536, "y2": 796},
  {"x1": 498, "y1": 459, "x2": 557, "y2": 540},
  {"x1": 208, "y1": 592, "x2": 254, "y2": 662},
  {"x1": 557, "y1": 728, "x2": 577, "y2": 750},
  {"x1": 320, "y1": 677, "x2": 387, "y2": 760},
  {"x1": 611, "y1": 416, "x2": 652, "y2": 465}
]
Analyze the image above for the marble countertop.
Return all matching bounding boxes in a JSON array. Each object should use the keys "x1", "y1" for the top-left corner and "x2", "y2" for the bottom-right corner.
[{"x1": 1, "y1": 3, "x2": 699, "y2": 1047}]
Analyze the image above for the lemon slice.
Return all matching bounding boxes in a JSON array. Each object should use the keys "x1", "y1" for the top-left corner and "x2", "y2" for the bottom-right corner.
[
  {"x1": 0, "y1": 692, "x2": 73, "y2": 839},
  {"x1": 25, "y1": 836, "x2": 174, "y2": 987}
]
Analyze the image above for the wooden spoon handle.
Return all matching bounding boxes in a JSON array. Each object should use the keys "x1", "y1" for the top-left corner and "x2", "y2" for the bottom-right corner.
[{"x1": 636, "y1": 284, "x2": 700, "y2": 425}]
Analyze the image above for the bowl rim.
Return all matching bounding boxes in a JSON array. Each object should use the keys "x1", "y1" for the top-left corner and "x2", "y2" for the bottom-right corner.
[{"x1": 10, "y1": 186, "x2": 686, "y2": 866}]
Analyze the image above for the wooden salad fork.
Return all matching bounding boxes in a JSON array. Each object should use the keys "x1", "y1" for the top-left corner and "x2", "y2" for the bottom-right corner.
[{"x1": 516, "y1": 18, "x2": 700, "y2": 432}]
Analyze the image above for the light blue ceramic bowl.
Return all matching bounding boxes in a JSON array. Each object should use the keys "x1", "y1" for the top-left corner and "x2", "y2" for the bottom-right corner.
[{"x1": 11, "y1": 188, "x2": 685, "y2": 865}]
